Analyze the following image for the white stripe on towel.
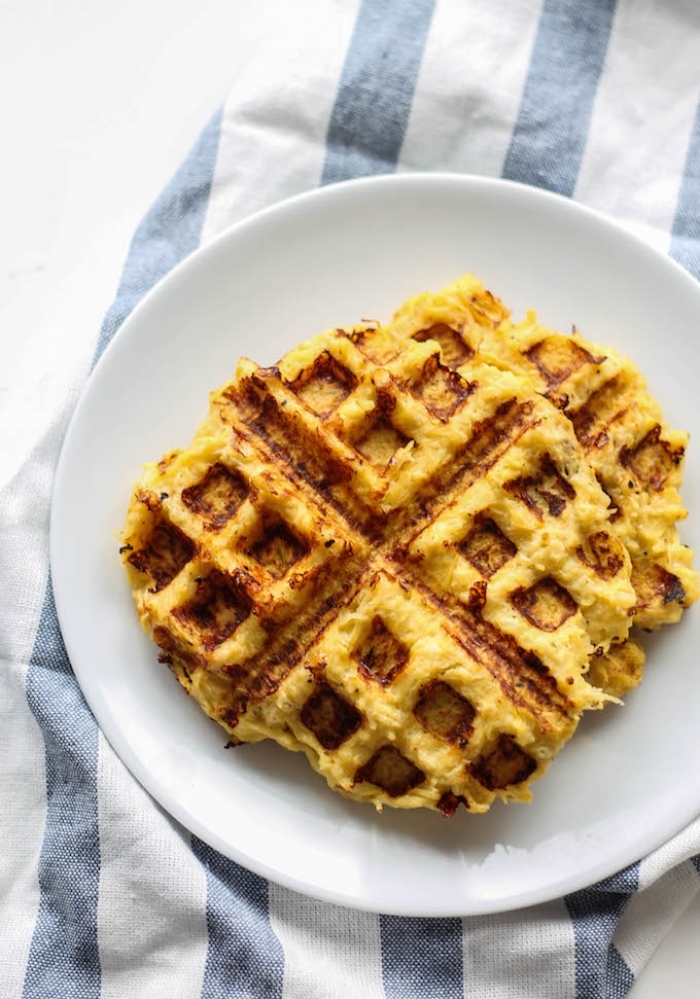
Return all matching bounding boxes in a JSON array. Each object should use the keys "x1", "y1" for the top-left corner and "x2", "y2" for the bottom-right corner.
[
  {"x1": 200, "y1": 0, "x2": 360, "y2": 245},
  {"x1": 612, "y1": 859, "x2": 700, "y2": 978},
  {"x1": 268, "y1": 883, "x2": 384, "y2": 999},
  {"x1": 399, "y1": 0, "x2": 544, "y2": 177},
  {"x1": 0, "y1": 419, "x2": 76, "y2": 999},
  {"x1": 96, "y1": 737, "x2": 209, "y2": 999},
  {"x1": 462, "y1": 900, "x2": 576, "y2": 999},
  {"x1": 575, "y1": 0, "x2": 700, "y2": 250}
]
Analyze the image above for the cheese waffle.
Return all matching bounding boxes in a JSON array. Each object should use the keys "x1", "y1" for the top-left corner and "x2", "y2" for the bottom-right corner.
[
  {"x1": 389, "y1": 275, "x2": 698, "y2": 695},
  {"x1": 496, "y1": 313, "x2": 698, "y2": 632},
  {"x1": 122, "y1": 304, "x2": 637, "y2": 815}
]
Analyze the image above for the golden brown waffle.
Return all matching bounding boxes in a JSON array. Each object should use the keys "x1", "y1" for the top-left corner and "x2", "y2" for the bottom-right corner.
[
  {"x1": 122, "y1": 302, "x2": 639, "y2": 815},
  {"x1": 388, "y1": 274, "x2": 698, "y2": 637},
  {"x1": 494, "y1": 315, "x2": 698, "y2": 632}
]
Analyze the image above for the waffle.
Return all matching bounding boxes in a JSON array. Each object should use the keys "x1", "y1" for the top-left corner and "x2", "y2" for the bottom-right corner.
[
  {"x1": 389, "y1": 274, "x2": 699, "y2": 628},
  {"x1": 122, "y1": 299, "x2": 639, "y2": 815},
  {"x1": 388, "y1": 275, "x2": 699, "y2": 693},
  {"x1": 495, "y1": 311, "x2": 698, "y2": 632}
]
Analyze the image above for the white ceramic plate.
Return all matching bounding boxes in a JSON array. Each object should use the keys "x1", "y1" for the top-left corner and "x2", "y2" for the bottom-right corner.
[{"x1": 51, "y1": 174, "x2": 700, "y2": 916}]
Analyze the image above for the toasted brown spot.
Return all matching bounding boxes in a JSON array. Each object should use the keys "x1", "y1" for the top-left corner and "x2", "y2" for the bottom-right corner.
[
  {"x1": 466, "y1": 580, "x2": 488, "y2": 609},
  {"x1": 595, "y1": 474, "x2": 622, "y2": 522},
  {"x1": 246, "y1": 513, "x2": 308, "y2": 579},
  {"x1": 414, "y1": 680, "x2": 476, "y2": 747},
  {"x1": 346, "y1": 324, "x2": 396, "y2": 365},
  {"x1": 354, "y1": 415, "x2": 412, "y2": 470},
  {"x1": 459, "y1": 514, "x2": 517, "y2": 578},
  {"x1": 153, "y1": 625, "x2": 176, "y2": 652},
  {"x1": 300, "y1": 679, "x2": 362, "y2": 750},
  {"x1": 547, "y1": 390, "x2": 570, "y2": 411},
  {"x1": 587, "y1": 639, "x2": 645, "y2": 699},
  {"x1": 632, "y1": 559, "x2": 686, "y2": 609},
  {"x1": 504, "y1": 454, "x2": 575, "y2": 520},
  {"x1": 511, "y1": 577, "x2": 578, "y2": 631},
  {"x1": 173, "y1": 570, "x2": 251, "y2": 650},
  {"x1": 437, "y1": 791, "x2": 467, "y2": 817},
  {"x1": 128, "y1": 521, "x2": 195, "y2": 591},
  {"x1": 290, "y1": 351, "x2": 357, "y2": 417},
  {"x1": 576, "y1": 531, "x2": 625, "y2": 580},
  {"x1": 181, "y1": 463, "x2": 248, "y2": 530},
  {"x1": 471, "y1": 734, "x2": 536, "y2": 790},
  {"x1": 524, "y1": 335, "x2": 605, "y2": 389},
  {"x1": 411, "y1": 354, "x2": 475, "y2": 421},
  {"x1": 355, "y1": 745, "x2": 425, "y2": 797},
  {"x1": 152, "y1": 631, "x2": 203, "y2": 681},
  {"x1": 413, "y1": 323, "x2": 473, "y2": 369},
  {"x1": 156, "y1": 452, "x2": 178, "y2": 475},
  {"x1": 570, "y1": 373, "x2": 632, "y2": 450},
  {"x1": 620, "y1": 425, "x2": 685, "y2": 491},
  {"x1": 355, "y1": 615, "x2": 409, "y2": 685}
]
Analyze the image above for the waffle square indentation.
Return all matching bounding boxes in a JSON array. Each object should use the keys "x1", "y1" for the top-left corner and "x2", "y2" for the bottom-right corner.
[
  {"x1": 576, "y1": 531, "x2": 625, "y2": 580},
  {"x1": 414, "y1": 680, "x2": 475, "y2": 747},
  {"x1": 511, "y1": 577, "x2": 577, "y2": 632},
  {"x1": 354, "y1": 415, "x2": 412, "y2": 470},
  {"x1": 300, "y1": 679, "x2": 362, "y2": 750},
  {"x1": 355, "y1": 745, "x2": 425, "y2": 797},
  {"x1": 355, "y1": 616, "x2": 409, "y2": 685},
  {"x1": 246, "y1": 512, "x2": 309, "y2": 579},
  {"x1": 128, "y1": 520, "x2": 194, "y2": 591},
  {"x1": 524, "y1": 336, "x2": 605, "y2": 389},
  {"x1": 290, "y1": 351, "x2": 357, "y2": 417},
  {"x1": 412, "y1": 354, "x2": 474, "y2": 421},
  {"x1": 413, "y1": 323, "x2": 473, "y2": 368},
  {"x1": 181, "y1": 463, "x2": 248, "y2": 530},
  {"x1": 620, "y1": 425, "x2": 685, "y2": 492},
  {"x1": 458, "y1": 514, "x2": 517, "y2": 578},
  {"x1": 504, "y1": 455, "x2": 576, "y2": 519},
  {"x1": 471, "y1": 734, "x2": 536, "y2": 790},
  {"x1": 631, "y1": 559, "x2": 686, "y2": 611},
  {"x1": 570, "y1": 373, "x2": 632, "y2": 450},
  {"x1": 174, "y1": 570, "x2": 251, "y2": 650}
]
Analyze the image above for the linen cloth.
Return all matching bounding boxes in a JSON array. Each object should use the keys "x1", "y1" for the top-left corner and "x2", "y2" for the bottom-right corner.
[{"x1": 3, "y1": 0, "x2": 700, "y2": 996}]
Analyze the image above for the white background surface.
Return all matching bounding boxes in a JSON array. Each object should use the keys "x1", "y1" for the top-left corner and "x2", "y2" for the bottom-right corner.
[{"x1": 2, "y1": 0, "x2": 698, "y2": 991}]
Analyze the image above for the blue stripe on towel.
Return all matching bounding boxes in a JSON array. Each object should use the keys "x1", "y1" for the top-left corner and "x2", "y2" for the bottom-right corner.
[
  {"x1": 502, "y1": 0, "x2": 617, "y2": 197},
  {"x1": 22, "y1": 580, "x2": 101, "y2": 999},
  {"x1": 191, "y1": 839, "x2": 284, "y2": 999},
  {"x1": 94, "y1": 106, "x2": 223, "y2": 364},
  {"x1": 670, "y1": 97, "x2": 700, "y2": 281},
  {"x1": 565, "y1": 863, "x2": 639, "y2": 999},
  {"x1": 321, "y1": 0, "x2": 436, "y2": 184},
  {"x1": 604, "y1": 946, "x2": 635, "y2": 999},
  {"x1": 380, "y1": 916, "x2": 463, "y2": 999}
]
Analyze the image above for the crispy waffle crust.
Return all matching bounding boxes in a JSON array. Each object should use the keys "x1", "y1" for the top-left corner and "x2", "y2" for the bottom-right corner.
[
  {"x1": 121, "y1": 282, "x2": 666, "y2": 816},
  {"x1": 389, "y1": 275, "x2": 699, "y2": 634}
]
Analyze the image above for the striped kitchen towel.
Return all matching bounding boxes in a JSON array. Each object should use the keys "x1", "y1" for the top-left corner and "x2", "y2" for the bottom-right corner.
[{"x1": 3, "y1": 1, "x2": 700, "y2": 997}]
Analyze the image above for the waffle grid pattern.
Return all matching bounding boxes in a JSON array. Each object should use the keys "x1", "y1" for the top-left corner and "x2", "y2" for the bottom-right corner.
[{"x1": 123, "y1": 309, "x2": 639, "y2": 813}]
